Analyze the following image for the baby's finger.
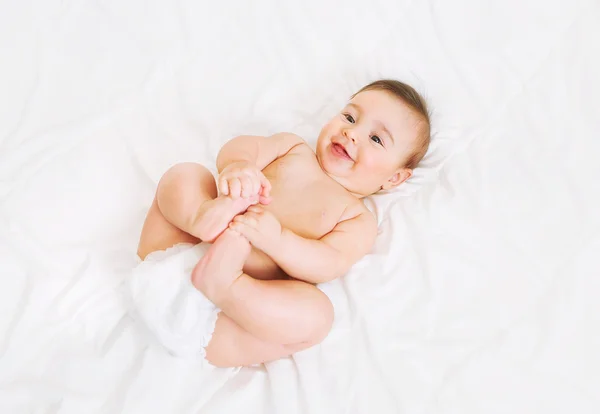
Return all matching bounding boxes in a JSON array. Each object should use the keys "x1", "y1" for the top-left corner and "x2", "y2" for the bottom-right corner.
[
  {"x1": 259, "y1": 195, "x2": 272, "y2": 205},
  {"x1": 230, "y1": 221, "x2": 266, "y2": 250},
  {"x1": 259, "y1": 173, "x2": 271, "y2": 198},
  {"x1": 228, "y1": 178, "x2": 242, "y2": 198},
  {"x1": 229, "y1": 222, "x2": 255, "y2": 241},
  {"x1": 234, "y1": 213, "x2": 258, "y2": 227},
  {"x1": 218, "y1": 176, "x2": 229, "y2": 196},
  {"x1": 243, "y1": 211, "x2": 261, "y2": 221},
  {"x1": 238, "y1": 175, "x2": 253, "y2": 198},
  {"x1": 249, "y1": 173, "x2": 261, "y2": 197},
  {"x1": 240, "y1": 170, "x2": 257, "y2": 196},
  {"x1": 246, "y1": 205, "x2": 264, "y2": 214}
]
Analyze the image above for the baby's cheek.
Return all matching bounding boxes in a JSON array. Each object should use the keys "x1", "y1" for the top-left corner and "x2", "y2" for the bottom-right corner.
[
  {"x1": 322, "y1": 120, "x2": 336, "y2": 133},
  {"x1": 362, "y1": 154, "x2": 384, "y2": 171},
  {"x1": 361, "y1": 154, "x2": 394, "y2": 177}
]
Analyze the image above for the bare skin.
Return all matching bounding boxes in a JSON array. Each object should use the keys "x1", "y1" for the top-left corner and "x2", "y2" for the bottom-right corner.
[{"x1": 137, "y1": 89, "x2": 423, "y2": 367}]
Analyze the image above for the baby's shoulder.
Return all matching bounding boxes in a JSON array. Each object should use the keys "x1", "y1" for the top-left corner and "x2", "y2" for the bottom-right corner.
[
  {"x1": 278, "y1": 133, "x2": 313, "y2": 154},
  {"x1": 339, "y1": 197, "x2": 376, "y2": 226},
  {"x1": 271, "y1": 133, "x2": 315, "y2": 164},
  {"x1": 269, "y1": 132, "x2": 306, "y2": 150}
]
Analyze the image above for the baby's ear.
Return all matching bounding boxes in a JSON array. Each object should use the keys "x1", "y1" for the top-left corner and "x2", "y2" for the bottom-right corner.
[{"x1": 381, "y1": 168, "x2": 412, "y2": 190}]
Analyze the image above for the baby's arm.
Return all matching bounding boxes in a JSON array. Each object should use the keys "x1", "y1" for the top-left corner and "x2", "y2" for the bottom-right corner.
[
  {"x1": 274, "y1": 211, "x2": 377, "y2": 283},
  {"x1": 232, "y1": 205, "x2": 378, "y2": 284},
  {"x1": 215, "y1": 133, "x2": 303, "y2": 200},
  {"x1": 217, "y1": 132, "x2": 303, "y2": 172}
]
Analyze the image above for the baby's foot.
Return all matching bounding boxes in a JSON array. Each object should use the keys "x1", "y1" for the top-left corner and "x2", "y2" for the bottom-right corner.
[
  {"x1": 192, "y1": 229, "x2": 251, "y2": 306},
  {"x1": 194, "y1": 195, "x2": 259, "y2": 242}
]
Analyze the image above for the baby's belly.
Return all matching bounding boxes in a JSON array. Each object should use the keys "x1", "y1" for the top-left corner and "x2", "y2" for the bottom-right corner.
[{"x1": 242, "y1": 248, "x2": 287, "y2": 281}]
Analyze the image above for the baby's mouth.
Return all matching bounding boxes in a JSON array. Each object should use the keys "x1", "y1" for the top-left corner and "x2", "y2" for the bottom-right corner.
[{"x1": 332, "y1": 143, "x2": 353, "y2": 161}]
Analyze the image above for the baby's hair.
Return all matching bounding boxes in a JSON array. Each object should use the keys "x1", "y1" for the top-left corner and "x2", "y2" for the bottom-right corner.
[{"x1": 352, "y1": 79, "x2": 430, "y2": 169}]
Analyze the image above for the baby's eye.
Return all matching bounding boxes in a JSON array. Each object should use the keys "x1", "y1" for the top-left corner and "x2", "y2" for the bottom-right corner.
[
  {"x1": 343, "y1": 114, "x2": 355, "y2": 123},
  {"x1": 371, "y1": 135, "x2": 383, "y2": 145}
]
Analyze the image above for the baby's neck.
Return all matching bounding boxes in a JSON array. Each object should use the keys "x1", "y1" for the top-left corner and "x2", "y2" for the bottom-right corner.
[{"x1": 316, "y1": 164, "x2": 368, "y2": 200}]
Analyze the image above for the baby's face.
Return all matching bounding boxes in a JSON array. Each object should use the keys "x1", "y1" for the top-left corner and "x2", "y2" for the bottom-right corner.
[{"x1": 316, "y1": 89, "x2": 420, "y2": 196}]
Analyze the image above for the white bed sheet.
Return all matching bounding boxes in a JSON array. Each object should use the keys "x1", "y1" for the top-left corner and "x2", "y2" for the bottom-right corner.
[{"x1": 1, "y1": 0, "x2": 599, "y2": 413}]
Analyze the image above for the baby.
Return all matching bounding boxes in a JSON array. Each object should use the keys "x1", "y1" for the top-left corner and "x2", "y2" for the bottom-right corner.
[{"x1": 136, "y1": 79, "x2": 430, "y2": 367}]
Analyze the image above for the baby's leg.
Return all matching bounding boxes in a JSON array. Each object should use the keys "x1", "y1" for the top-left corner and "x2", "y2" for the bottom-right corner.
[
  {"x1": 137, "y1": 163, "x2": 218, "y2": 259},
  {"x1": 150, "y1": 163, "x2": 259, "y2": 244},
  {"x1": 189, "y1": 195, "x2": 261, "y2": 243},
  {"x1": 193, "y1": 230, "x2": 334, "y2": 346},
  {"x1": 205, "y1": 313, "x2": 319, "y2": 367}
]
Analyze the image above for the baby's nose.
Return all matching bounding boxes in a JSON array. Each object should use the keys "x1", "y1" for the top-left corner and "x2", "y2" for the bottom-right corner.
[{"x1": 343, "y1": 128, "x2": 357, "y2": 143}]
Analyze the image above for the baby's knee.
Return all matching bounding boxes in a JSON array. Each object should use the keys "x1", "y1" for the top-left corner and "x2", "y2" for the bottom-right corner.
[
  {"x1": 304, "y1": 290, "x2": 334, "y2": 346},
  {"x1": 160, "y1": 162, "x2": 217, "y2": 194},
  {"x1": 157, "y1": 163, "x2": 217, "y2": 218},
  {"x1": 283, "y1": 297, "x2": 332, "y2": 356}
]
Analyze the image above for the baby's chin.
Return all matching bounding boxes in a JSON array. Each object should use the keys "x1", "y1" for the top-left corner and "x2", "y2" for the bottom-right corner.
[
  {"x1": 316, "y1": 161, "x2": 352, "y2": 188},
  {"x1": 315, "y1": 156, "x2": 333, "y2": 177}
]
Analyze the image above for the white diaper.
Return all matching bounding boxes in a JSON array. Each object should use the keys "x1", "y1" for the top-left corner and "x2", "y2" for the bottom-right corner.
[{"x1": 127, "y1": 242, "x2": 220, "y2": 361}]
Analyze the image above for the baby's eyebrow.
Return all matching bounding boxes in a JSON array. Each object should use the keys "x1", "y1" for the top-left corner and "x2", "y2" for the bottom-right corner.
[
  {"x1": 347, "y1": 102, "x2": 361, "y2": 113},
  {"x1": 377, "y1": 121, "x2": 395, "y2": 144}
]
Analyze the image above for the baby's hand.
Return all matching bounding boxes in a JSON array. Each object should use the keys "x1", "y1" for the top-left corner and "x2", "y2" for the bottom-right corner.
[
  {"x1": 218, "y1": 161, "x2": 271, "y2": 202},
  {"x1": 229, "y1": 205, "x2": 281, "y2": 253}
]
